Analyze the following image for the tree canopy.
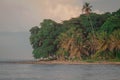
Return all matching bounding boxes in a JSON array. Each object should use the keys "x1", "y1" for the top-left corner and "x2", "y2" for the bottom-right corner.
[{"x1": 29, "y1": 7, "x2": 120, "y2": 61}]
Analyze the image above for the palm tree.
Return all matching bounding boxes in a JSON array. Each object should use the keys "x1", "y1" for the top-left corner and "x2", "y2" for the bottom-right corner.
[
  {"x1": 82, "y1": 2, "x2": 95, "y2": 34},
  {"x1": 82, "y1": 2, "x2": 92, "y2": 15},
  {"x1": 92, "y1": 30, "x2": 120, "y2": 59},
  {"x1": 57, "y1": 27, "x2": 89, "y2": 60},
  {"x1": 82, "y1": 2, "x2": 96, "y2": 55}
]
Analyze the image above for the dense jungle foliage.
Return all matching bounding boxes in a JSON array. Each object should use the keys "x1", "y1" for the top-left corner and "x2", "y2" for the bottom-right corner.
[{"x1": 29, "y1": 3, "x2": 120, "y2": 61}]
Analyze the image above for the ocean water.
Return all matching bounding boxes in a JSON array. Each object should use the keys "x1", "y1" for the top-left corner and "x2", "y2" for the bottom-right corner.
[{"x1": 0, "y1": 63, "x2": 120, "y2": 80}]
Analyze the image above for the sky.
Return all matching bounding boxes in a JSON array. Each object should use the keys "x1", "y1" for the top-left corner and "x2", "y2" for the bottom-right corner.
[
  {"x1": 0, "y1": 32, "x2": 33, "y2": 61},
  {"x1": 0, "y1": 0, "x2": 120, "y2": 32},
  {"x1": 0, "y1": 0, "x2": 120, "y2": 60}
]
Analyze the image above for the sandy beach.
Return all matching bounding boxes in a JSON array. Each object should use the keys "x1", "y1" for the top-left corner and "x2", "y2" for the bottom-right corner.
[{"x1": 8, "y1": 60, "x2": 120, "y2": 65}]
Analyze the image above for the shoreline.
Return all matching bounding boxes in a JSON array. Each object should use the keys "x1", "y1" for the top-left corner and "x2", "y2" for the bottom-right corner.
[{"x1": 2, "y1": 60, "x2": 120, "y2": 65}]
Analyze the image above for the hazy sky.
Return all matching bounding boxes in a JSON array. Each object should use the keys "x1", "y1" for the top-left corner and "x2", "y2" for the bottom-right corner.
[
  {"x1": 0, "y1": 0, "x2": 120, "y2": 60},
  {"x1": 0, "y1": 32, "x2": 33, "y2": 60},
  {"x1": 0, "y1": 0, "x2": 120, "y2": 32}
]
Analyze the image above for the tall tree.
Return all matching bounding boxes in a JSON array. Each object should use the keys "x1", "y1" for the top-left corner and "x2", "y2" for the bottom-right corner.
[
  {"x1": 82, "y1": 2, "x2": 96, "y2": 55},
  {"x1": 82, "y1": 2, "x2": 92, "y2": 15},
  {"x1": 82, "y1": 2, "x2": 95, "y2": 35}
]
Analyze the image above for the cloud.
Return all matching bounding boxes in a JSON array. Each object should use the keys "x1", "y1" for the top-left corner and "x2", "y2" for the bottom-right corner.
[
  {"x1": 43, "y1": 1, "x2": 82, "y2": 22},
  {"x1": 48, "y1": 4, "x2": 81, "y2": 22},
  {"x1": 29, "y1": 0, "x2": 83, "y2": 22},
  {"x1": 0, "y1": 0, "x2": 83, "y2": 32}
]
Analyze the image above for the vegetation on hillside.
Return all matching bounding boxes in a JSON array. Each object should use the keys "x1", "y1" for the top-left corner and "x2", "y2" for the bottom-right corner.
[{"x1": 29, "y1": 3, "x2": 120, "y2": 61}]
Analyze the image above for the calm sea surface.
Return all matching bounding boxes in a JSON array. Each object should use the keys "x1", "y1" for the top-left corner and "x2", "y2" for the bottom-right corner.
[{"x1": 0, "y1": 63, "x2": 120, "y2": 80}]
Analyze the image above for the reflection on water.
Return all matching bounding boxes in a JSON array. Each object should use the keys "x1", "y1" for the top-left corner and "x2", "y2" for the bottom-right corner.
[{"x1": 0, "y1": 63, "x2": 120, "y2": 80}]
